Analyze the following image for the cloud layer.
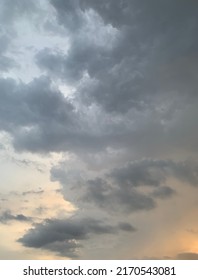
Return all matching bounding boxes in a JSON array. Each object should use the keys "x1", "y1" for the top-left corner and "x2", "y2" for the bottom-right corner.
[{"x1": 0, "y1": 0, "x2": 198, "y2": 259}]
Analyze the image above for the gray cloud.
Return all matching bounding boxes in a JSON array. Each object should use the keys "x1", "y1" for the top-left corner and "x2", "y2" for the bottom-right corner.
[
  {"x1": 84, "y1": 178, "x2": 156, "y2": 213},
  {"x1": 0, "y1": 55, "x2": 17, "y2": 71},
  {"x1": 0, "y1": 33, "x2": 17, "y2": 72},
  {"x1": 176, "y1": 252, "x2": 198, "y2": 260},
  {"x1": 0, "y1": 0, "x2": 197, "y2": 159},
  {"x1": 18, "y1": 217, "x2": 135, "y2": 257},
  {"x1": 0, "y1": 211, "x2": 32, "y2": 224},
  {"x1": 1, "y1": 76, "x2": 130, "y2": 154},
  {"x1": 151, "y1": 186, "x2": 175, "y2": 199},
  {"x1": 50, "y1": 0, "x2": 85, "y2": 32},
  {"x1": 0, "y1": 34, "x2": 10, "y2": 54},
  {"x1": 51, "y1": 158, "x2": 198, "y2": 216},
  {"x1": 0, "y1": 0, "x2": 37, "y2": 25},
  {"x1": 108, "y1": 159, "x2": 198, "y2": 188},
  {"x1": 0, "y1": 76, "x2": 147, "y2": 155},
  {"x1": 27, "y1": 0, "x2": 198, "y2": 163},
  {"x1": 0, "y1": 0, "x2": 197, "y2": 261},
  {"x1": 40, "y1": 0, "x2": 198, "y2": 115},
  {"x1": 0, "y1": 76, "x2": 82, "y2": 153}
]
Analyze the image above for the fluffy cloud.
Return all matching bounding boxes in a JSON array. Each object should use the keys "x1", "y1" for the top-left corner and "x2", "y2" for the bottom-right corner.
[
  {"x1": 18, "y1": 217, "x2": 135, "y2": 257},
  {"x1": 51, "y1": 158, "x2": 198, "y2": 216}
]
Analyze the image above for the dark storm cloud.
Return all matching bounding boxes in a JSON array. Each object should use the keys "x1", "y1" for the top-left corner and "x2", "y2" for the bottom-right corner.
[
  {"x1": 0, "y1": 79, "x2": 83, "y2": 153},
  {"x1": 0, "y1": 211, "x2": 32, "y2": 224},
  {"x1": 18, "y1": 217, "x2": 135, "y2": 257},
  {"x1": 0, "y1": 0, "x2": 198, "y2": 261},
  {"x1": 44, "y1": 0, "x2": 198, "y2": 114},
  {"x1": 144, "y1": 252, "x2": 198, "y2": 260},
  {"x1": 0, "y1": 1, "x2": 197, "y2": 157},
  {"x1": 80, "y1": 0, "x2": 198, "y2": 32}
]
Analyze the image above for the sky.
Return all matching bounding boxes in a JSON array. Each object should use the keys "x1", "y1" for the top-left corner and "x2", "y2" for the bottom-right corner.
[{"x1": 0, "y1": 0, "x2": 198, "y2": 260}]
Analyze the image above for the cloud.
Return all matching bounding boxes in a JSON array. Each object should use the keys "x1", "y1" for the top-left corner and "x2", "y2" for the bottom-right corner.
[
  {"x1": 0, "y1": 76, "x2": 80, "y2": 153},
  {"x1": 0, "y1": 33, "x2": 17, "y2": 72},
  {"x1": 118, "y1": 222, "x2": 136, "y2": 232},
  {"x1": 51, "y1": 158, "x2": 198, "y2": 216},
  {"x1": 0, "y1": 211, "x2": 32, "y2": 224},
  {"x1": 49, "y1": 0, "x2": 85, "y2": 32},
  {"x1": 0, "y1": 34, "x2": 10, "y2": 54},
  {"x1": 151, "y1": 186, "x2": 175, "y2": 199},
  {"x1": 0, "y1": 0, "x2": 198, "y2": 260},
  {"x1": 0, "y1": 0, "x2": 37, "y2": 25},
  {"x1": 21, "y1": 190, "x2": 44, "y2": 196},
  {"x1": 28, "y1": 0, "x2": 198, "y2": 162},
  {"x1": 0, "y1": 76, "x2": 144, "y2": 155},
  {"x1": 176, "y1": 252, "x2": 198, "y2": 260},
  {"x1": 84, "y1": 177, "x2": 156, "y2": 213},
  {"x1": 108, "y1": 160, "x2": 166, "y2": 188},
  {"x1": 0, "y1": 56, "x2": 17, "y2": 71},
  {"x1": 187, "y1": 229, "x2": 198, "y2": 235},
  {"x1": 0, "y1": 0, "x2": 197, "y2": 158},
  {"x1": 1, "y1": 76, "x2": 129, "y2": 154},
  {"x1": 108, "y1": 159, "x2": 198, "y2": 188},
  {"x1": 18, "y1": 217, "x2": 135, "y2": 257},
  {"x1": 44, "y1": 0, "x2": 198, "y2": 114}
]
